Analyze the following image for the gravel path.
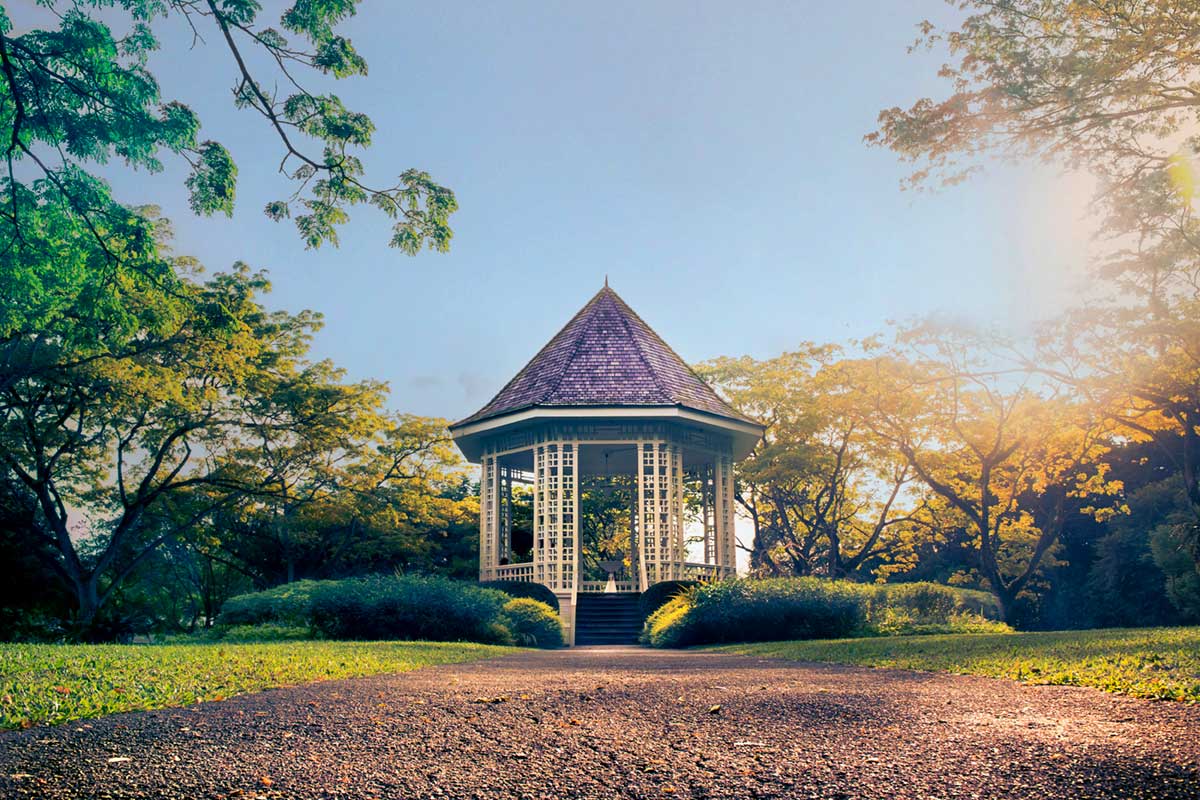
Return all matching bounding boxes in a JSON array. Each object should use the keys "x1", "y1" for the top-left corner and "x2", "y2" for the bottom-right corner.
[{"x1": 1, "y1": 647, "x2": 1197, "y2": 799}]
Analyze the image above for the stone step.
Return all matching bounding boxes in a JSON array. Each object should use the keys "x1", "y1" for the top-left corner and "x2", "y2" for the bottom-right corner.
[{"x1": 574, "y1": 593, "x2": 643, "y2": 646}]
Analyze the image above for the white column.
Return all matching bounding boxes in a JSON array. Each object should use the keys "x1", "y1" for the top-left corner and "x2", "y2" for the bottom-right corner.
[
  {"x1": 498, "y1": 465, "x2": 512, "y2": 563},
  {"x1": 702, "y1": 463, "x2": 716, "y2": 565},
  {"x1": 479, "y1": 453, "x2": 496, "y2": 580},
  {"x1": 636, "y1": 439, "x2": 687, "y2": 586},
  {"x1": 533, "y1": 440, "x2": 577, "y2": 592},
  {"x1": 560, "y1": 441, "x2": 577, "y2": 592},
  {"x1": 533, "y1": 443, "x2": 548, "y2": 586},
  {"x1": 669, "y1": 443, "x2": 685, "y2": 578},
  {"x1": 715, "y1": 453, "x2": 736, "y2": 577},
  {"x1": 636, "y1": 440, "x2": 655, "y2": 588}
]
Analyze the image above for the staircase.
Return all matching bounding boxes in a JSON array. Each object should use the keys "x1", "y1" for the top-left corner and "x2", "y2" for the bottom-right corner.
[{"x1": 574, "y1": 593, "x2": 643, "y2": 645}]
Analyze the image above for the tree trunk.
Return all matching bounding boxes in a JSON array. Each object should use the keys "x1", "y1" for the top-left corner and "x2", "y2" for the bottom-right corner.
[
  {"x1": 991, "y1": 583, "x2": 1019, "y2": 625},
  {"x1": 827, "y1": 528, "x2": 843, "y2": 579},
  {"x1": 72, "y1": 578, "x2": 102, "y2": 639}
]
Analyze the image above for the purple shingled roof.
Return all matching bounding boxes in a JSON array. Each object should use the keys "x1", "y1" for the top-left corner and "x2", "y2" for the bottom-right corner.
[{"x1": 452, "y1": 286, "x2": 760, "y2": 429}]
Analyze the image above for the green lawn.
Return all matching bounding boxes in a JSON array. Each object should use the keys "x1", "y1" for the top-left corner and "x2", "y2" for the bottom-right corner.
[
  {"x1": 713, "y1": 626, "x2": 1200, "y2": 701},
  {"x1": 0, "y1": 640, "x2": 517, "y2": 730}
]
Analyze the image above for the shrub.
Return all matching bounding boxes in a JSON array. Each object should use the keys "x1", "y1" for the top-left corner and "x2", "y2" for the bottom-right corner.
[
  {"x1": 865, "y1": 607, "x2": 1011, "y2": 636},
  {"x1": 639, "y1": 580, "x2": 699, "y2": 619},
  {"x1": 217, "y1": 580, "x2": 334, "y2": 627},
  {"x1": 642, "y1": 578, "x2": 866, "y2": 648},
  {"x1": 643, "y1": 594, "x2": 695, "y2": 648},
  {"x1": 869, "y1": 582, "x2": 956, "y2": 619},
  {"x1": 642, "y1": 578, "x2": 1010, "y2": 648},
  {"x1": 479, "y1": 581, "x2": 560, "y2": 612},
  {"x1": 864, "y1": 582, "x2": 1004, "y2": 634},
  {"x1": 215, "y1": 624, "x2": 314, "y2": 643},
  {"x1": 0, "y1": 609, "x2": 67, "y2": 643},
  {"x1": 501, "y1": 598, "x2": 563, "y2": 648},
  {"x1": 309, "y1": 575, "x2": 512, "y2": 643}
]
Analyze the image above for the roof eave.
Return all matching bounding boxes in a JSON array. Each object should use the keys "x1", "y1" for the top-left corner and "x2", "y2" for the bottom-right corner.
[{"x1": 450, "y1": 403, "x2": 765, "y2": 463}]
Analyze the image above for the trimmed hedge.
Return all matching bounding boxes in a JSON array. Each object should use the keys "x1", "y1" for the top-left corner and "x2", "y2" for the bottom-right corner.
[
  {"x1": 310, "y1": 575, "x2": 512, "y2": 643},
  {"x1": 644, "y1": 579, "x2": 865, "y2": 648},
  {"x1": 639, "y1": 581, "x2": 699, "y2": 619},
  {"x1": 214, "y1": 575, "x2": 567, "y2": 648},
  {"x1": 216, "y1": 580, "x2": 334, "y2": 627},
  {"x1": 867, "y1": 583, "x2": 1002, "y2": 631},
  {"x1": 215, "y1": 624, "x2": 313, "y2": 643},
  {"x1": 502, "y1": 598, "x2": 564, "y2": 648},
  {"x1": 643, "y1": 579, "x2": 1008, "y2": 648},
  {"x1": 479, "y1": 581, "x2": 560, "y2": 612}
]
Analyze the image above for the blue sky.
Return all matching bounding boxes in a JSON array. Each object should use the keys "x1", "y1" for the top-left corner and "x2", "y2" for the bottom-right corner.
[{"x1": 17, "y1": 1, "x2": 1095, "y2": 421}]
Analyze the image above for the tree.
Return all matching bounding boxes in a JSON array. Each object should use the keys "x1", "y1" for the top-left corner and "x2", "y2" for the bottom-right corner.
[
  {"x1": 869, "y1": 2, "x2": 1200, "y2": 198},
  {"x1": 0, "y1": 0, "x2": 459, "y2": 429},
  {"x1": 1087, "y1": 477, "x2": 1190, "y2": 627},
  {"x1": 869, "y1": 2, "x2": 1200, "y2": 306},
  {"x1": 579, "y1": 475, "x2": 634, "y2": 581},
  {"x1": 697, "y1": 347, "x2": 930, "y2": 581},
  {"x1": 204, "y1": 411, "x2": 476, "y2": 588},
  {"x1": 873, "y1": 0, "x2": 1200, "y2": 585},
  {"x1": 0, "y1": 254, "x2": 342, "y2": 632},
  {"x1": 0, "y1": 1, "x2": 455, "y2": 259},
  {"x1": 844, "y1": 328, "x2": 1122, "y2": 620}
]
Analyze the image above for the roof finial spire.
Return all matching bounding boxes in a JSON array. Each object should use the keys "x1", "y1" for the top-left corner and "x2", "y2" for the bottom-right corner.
[{"x1": 604, "y1": 274, "x2": 608, "y2": 288}]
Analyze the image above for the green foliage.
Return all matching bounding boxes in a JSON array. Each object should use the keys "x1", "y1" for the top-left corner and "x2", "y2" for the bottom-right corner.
[
  {"x1": 639, "y1": 580, "x2": 699, "y2": 619},
  {"x1": 643, "y1": 597, "x2": 693, "y2": 648},
  {"x1": 213, "y1": 624, "x2": 314, "y2": 643},
  {"x1": 1087, "y1": 478, "x2": 1189, "y2": 627},
  {"x1": 0, "y1": 640, "x2": 513, "y2": 729},
  {"x1": 0, "y1": 609, "x2": 66, "y2": 643},
  {"x1": 500, "y1": 598, "x2": 563, "y2": 649},
  {"x1": 863, "y1": 607, "x2": 1010, "y2": 637},
  {"x1": 696, "y1": 348, "x2": 929, "y2": 580},
  {"x1": 217, "y1": 576, "x2": 521, "y2": 645},
  {"x1": 479, "y1": 581, "x2": 559, "y2": 611},
  {"x1": 216, "y1": 580, "x2": 335, "y2": 627},
  {"x1": 643, "y1": 579, "x2": 866, "y2": 648},
  {"x1": 308, "y1": 575, "x2": 512, "y2": 643},
  {"x1": 1152, "y1": 525, "x2": 1200, "y2": 621},
  {"x1": 185, "y1": 141, "x2": 237, "y2": 216},
  {"x1": 873, "y1": 2, "x2": 1200, "y2": 592},
  {"x1": 867, "y1": 582, "x2": 1001, "y2": 625},
  {"x1": 0, "y1": 1, "x2": 455, "y2": 253},
  {"x1": 643, "y1": 579, "x2": 1009, "y2": 648},
  {"x1": 716, "y1": 627, "x2": 1200, "y2": 702},
  {"x1": 0, "y1": 192, "x2": 475, "y2": 635}
]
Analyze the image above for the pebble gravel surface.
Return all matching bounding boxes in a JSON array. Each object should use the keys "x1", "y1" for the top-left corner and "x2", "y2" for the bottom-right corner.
[{"x1": 0, "y1": 647, "x2": 1197, "y2": 799}]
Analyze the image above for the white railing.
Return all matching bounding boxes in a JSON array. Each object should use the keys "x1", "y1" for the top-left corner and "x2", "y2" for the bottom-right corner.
[
  {"x1": 578, "y1": 580, "x2": 637, "y2": 593},
  {"x1": 494, "y1": 563, "x2": 535, "y2": 582},
  {"x1": 491, "y1": 561, "x2": 732, "y2": 589},
  {"x1": 681, "y1": 562, "x2": 733, "y2": 580}
]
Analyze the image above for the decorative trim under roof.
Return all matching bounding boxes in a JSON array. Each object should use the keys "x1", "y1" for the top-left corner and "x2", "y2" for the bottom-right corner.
[{"x1": 450, "y1": 285, "x2": 762, "y2": 432}]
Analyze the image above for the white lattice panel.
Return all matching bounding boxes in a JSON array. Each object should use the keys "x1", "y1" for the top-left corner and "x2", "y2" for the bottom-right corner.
[
  {"x1": 716, "y1": 453, "x2": 736, "y2": 573},
  {"x1": 480, "y1": 454, "x2": 496, "y2": 580}
]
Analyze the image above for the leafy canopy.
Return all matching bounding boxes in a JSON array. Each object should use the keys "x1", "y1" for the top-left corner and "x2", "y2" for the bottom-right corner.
[{"x1": 0, "y1": 0, "x2": 455, "y2": 258}]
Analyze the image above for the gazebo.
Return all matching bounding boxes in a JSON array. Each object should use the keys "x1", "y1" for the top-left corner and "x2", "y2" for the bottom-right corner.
[{"x1": 449, "y1": 284, "x2": 763, "y2": 644}]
